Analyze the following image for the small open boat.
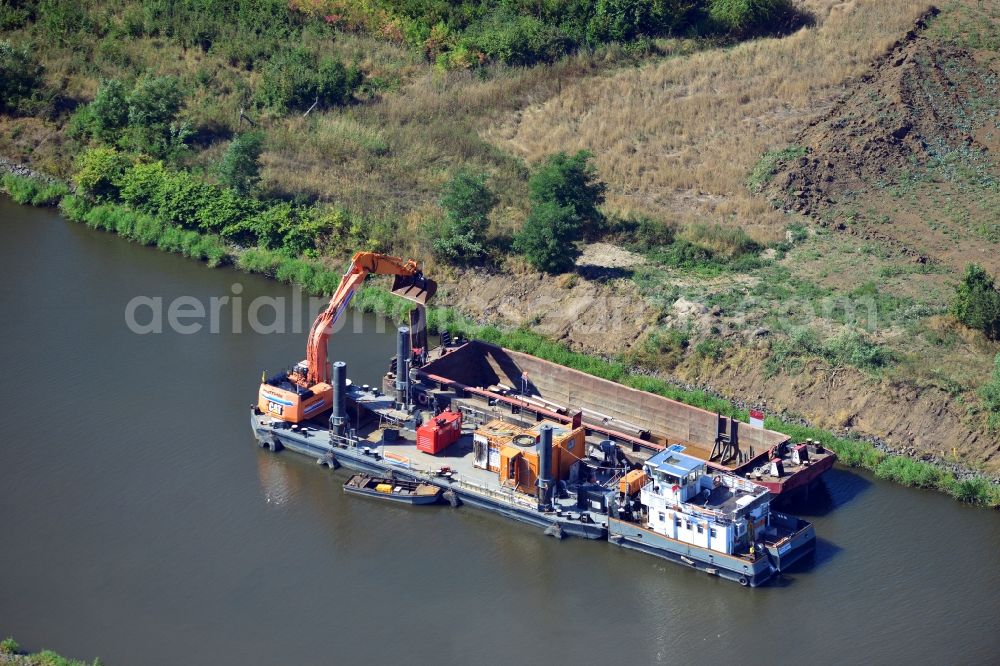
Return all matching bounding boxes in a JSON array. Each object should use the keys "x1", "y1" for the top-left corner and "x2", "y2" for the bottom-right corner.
[{"x1": 343, "y1": 473, "x2": 442, "y2": 505}]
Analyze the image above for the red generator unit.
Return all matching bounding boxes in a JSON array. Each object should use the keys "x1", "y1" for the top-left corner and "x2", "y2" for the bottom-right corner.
[{"x1": 416, "y1": 410, "x2": 462, "y2": 455}]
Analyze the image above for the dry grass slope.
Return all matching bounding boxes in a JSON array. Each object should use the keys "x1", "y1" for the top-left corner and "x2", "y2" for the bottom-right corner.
[{"x1": 487, "y1": 0, "x2": 934, "y2": 244}]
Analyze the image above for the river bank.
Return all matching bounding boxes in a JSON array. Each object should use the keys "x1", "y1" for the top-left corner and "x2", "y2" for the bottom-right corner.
[
  {"x1": 1, "y1": 171, "x2": 997, "y2": 508},
  {"x1": 0, "y1": 637, "x2": 98, "y2": 666}
]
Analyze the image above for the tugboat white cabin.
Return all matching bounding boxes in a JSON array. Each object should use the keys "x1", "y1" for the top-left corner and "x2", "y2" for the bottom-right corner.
[{"x1": 609, "y1": 446, "x2": 815, "y2": 586}]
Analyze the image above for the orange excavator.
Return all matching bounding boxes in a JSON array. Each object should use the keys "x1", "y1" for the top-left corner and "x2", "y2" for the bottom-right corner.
[{"x1": 258, "y1": 252, "x2": 436, "y2": 423}]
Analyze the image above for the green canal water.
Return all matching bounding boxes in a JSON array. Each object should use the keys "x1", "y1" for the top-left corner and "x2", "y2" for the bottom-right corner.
[{"x1": 1, "y1": 196, "x2": 998, "y2": 665}]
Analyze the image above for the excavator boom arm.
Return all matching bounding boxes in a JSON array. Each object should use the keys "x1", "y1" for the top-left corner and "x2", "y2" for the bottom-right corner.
[{"x1": 305, "y1": 252, "x2": 435, "y2": 384}]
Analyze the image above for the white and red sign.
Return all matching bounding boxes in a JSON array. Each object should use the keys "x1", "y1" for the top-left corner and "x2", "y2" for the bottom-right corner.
[{"x1": 749, "y1": 409, "x2": 765, "y2": 428}]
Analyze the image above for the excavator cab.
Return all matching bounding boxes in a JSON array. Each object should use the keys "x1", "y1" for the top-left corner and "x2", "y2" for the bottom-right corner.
[{"x1": 390, "y1": 272, "x2": 437, "y2": 305}]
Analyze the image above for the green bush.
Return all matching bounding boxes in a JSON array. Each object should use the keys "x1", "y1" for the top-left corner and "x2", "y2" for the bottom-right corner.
[
  {"x1": 529, "y1": 150, "x2": 606, "y2": 239},
  {"x1": 256, "y1": 48, "x2": 362, "y2": 114},
  {"x1": 631, "y1": 327, "x2": 691, "y2": 371},
  {"x1": 769, "y1": 327, "x2": 893, "y2": 373},
  {"x1": 708, "y1": 0, "x2": 797, "y2": 37},
  {"x1": 952, "y1": 263, "x2": 1000, "y2": 339},
  {"x1": 619, "y1": 215, "x2": 676, "y2": 251},
  {"x1": 218, "y1": 131, "x2": 264, "y2": 196},
  {"x1": 110, "y1": 159, "x2": 331, "y2": 253},
  {"x1": 124, "y1": 75, "x2": 189, "y2": 158},
  {"x1": 73, "y1": 146, "x2": 131, "y2": 200},
  {"x1": 0, "y1": 636, "x2": 19, "y2": 655},
  {"x1": 0, "y1": 39, "x2": 44, "y2": 114},
  {"x1": 824, "y1": 330, "x2": 895, "y2": 371},
  {"x1": 440, "y1": 170, "x2": 496, "y2": 233},
  {"x1": 695, "y1": 338, "x2": 727, "y2": 361},
  {"x1": 75, "y1": 76, "x2": 190, "y2": 159},
  {"x1": 586, "y1": 0, "x2": 699, "y2": 44},
  {"x1": 651, "y1": 238, "x2": 718, "y2": 269},
  {"x1": 465, "y1": 10, "x2": 567, "y2": 66},
  {"x1": 514, "y1": 201, "x2": 582, "y2": 274}
]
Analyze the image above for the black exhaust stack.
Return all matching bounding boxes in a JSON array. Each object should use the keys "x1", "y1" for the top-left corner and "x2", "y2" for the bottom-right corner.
[
  {"x1": 331, "y1": 361, "x2": 346, "y2": 436},
  {"x1": 538, "y1": 424, "x2": 553, "y2": 511}
]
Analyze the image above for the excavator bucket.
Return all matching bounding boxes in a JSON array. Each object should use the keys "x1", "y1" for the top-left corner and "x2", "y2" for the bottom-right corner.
[{"x1": 391, "y1": 273, "x2": 437, "y2": 305}]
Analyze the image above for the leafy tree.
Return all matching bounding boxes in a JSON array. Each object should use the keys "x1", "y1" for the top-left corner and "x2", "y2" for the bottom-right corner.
[
  {"x1": 529, "y1": 150, "x2": 606, "y2": 239},
  {"x1": 89, "y1": 79, "x2": 130, "y2": 142},
  {"x1": 125, "y1": 75, "x2": 188, "y2": 157},
  {"x1": 429, "y1": 170, "x2": 497, "y2": 265},
  {"x1": 218, "y1": 132, "x2": 264, "y2": 195},
  {"x1": 127, "y1": 75, "x2": 183, "y2": 129},
  {"x1": 952, "y1": 264, "x2": 1000, "y2": 339},
  {"x1": 440, "y1": 170, "x2": 497, "y2": 231},
  {"x1": 0, "y1": 40, "x2": 43, "y2": 114},
  {"x1": 514, "y1": 201, "x2": 582, "y2": 274}
]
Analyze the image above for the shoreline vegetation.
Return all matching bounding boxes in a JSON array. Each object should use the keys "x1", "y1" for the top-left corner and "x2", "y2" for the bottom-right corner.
[
  {"x1": 0, "y1": 636, "x2": 99, "y2": 666},
  {"x1": 3, "y1": 170, "x2": 998, "y2": 509}
]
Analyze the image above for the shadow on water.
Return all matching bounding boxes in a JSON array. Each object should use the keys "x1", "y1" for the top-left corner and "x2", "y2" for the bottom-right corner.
[
  {"x1": 767, "y1": 537, "x2": 843, "y2": 588},
  {"x1": 792, "y1": 469, "x2": 872, "y2": 517}
]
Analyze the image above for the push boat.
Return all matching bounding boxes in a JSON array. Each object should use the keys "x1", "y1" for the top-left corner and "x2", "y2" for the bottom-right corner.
[
  {"x1": 343, "y1": 473, "x2": 442, "y2": 505},
  {"x1": 609, "y1": 445, "x2": 815, "y2": 587}
]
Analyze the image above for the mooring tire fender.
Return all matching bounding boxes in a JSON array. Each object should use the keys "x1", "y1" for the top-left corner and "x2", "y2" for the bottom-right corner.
[{"x1": 442, "y1": 489, "x2": 461, "y2": 507}]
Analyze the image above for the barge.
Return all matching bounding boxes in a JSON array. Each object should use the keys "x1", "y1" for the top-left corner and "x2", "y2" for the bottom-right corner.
[
  {"x1": 250, "y1": 254, "x2": 823, "y2": 586},
  {"x1": 407, "y1": 339, "x2": 835, "y2": 498},
  {"x1": 250, "y1": 329, "x2": 822, "y2": 585}
]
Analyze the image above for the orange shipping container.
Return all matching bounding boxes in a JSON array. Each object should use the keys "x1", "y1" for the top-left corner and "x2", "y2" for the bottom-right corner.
[{"x1": 474, "y1": 419, "x2": 532, "y2": 471}]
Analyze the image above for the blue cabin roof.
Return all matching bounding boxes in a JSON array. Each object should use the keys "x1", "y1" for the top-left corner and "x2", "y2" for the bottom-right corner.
[{"x1": 646, "y1": 445, "x2": 704, "y2": 479}]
